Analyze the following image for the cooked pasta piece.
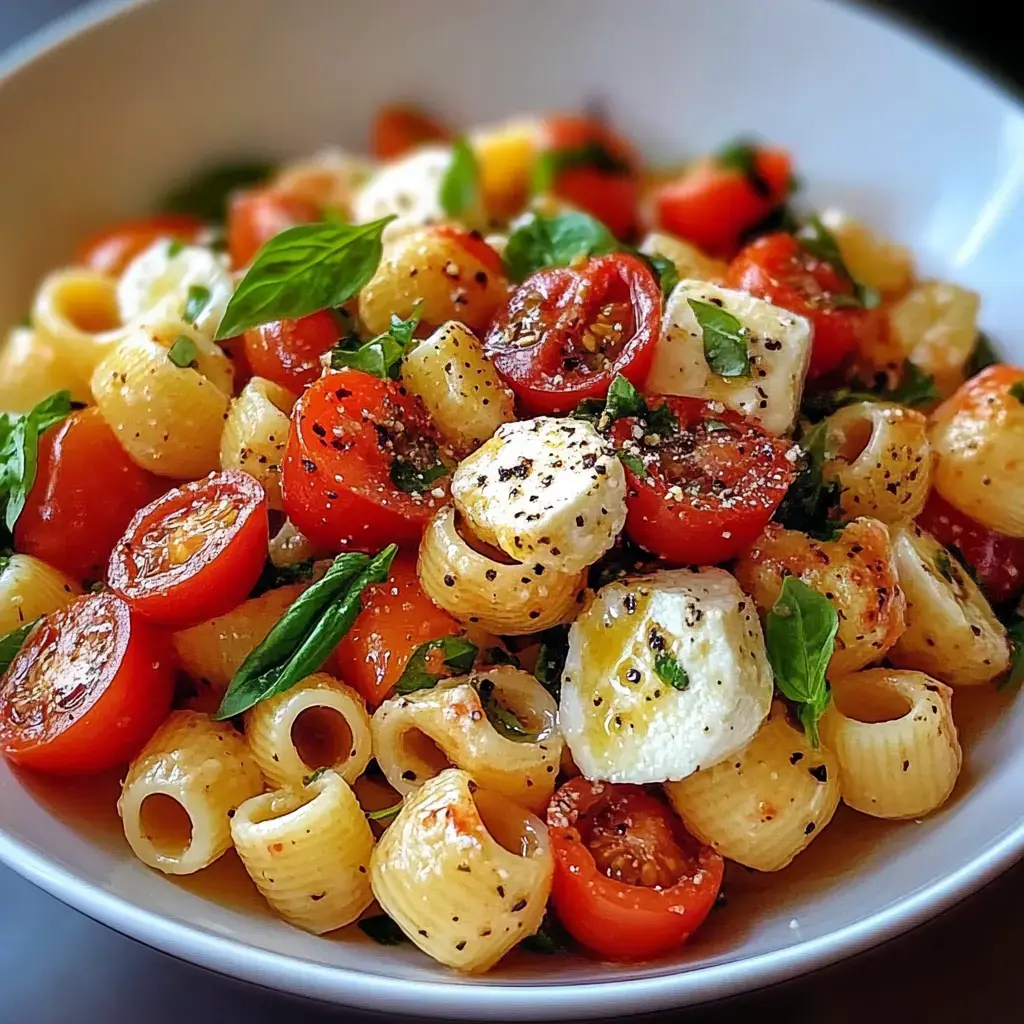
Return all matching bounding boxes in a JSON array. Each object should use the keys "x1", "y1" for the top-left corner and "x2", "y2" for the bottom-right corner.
[
  {"x1": 401, "y1": 322, "x2": 515, "y2": 452},
  {"x1": 231, "y1": 769, "x2": 374, "y2": 934},
  {"x1": 470, "y1": 117, "x2": 542, "y2": 220},
  {"x1": 0, "y1": 326, "x2": 91, "y2": 411},
  {"x1": 0, "y1": 553, "x2": 82, "y2": 635},
  {"x1": 733, "y1": 518, "x2": 905, "y2": 676},
  {"x1": 818, "y1": 209, "x2": 914, "y2": 297},
  {"x1": 171, "y1": 584, "x2": 306, "y2": 694},
  {"x1": 819, "y1": 669, "x2": 961, "y2": 819},
  {"x1": 220, "y1": 377, "x2": 296, "y2": 510},
  {"x1": 371, "y1": 667, "x2": 561, "y2": 813},
  {"x1": 637, "y1": 231, "x2": 728, "y2": 285},
  {"x1": 888, "y1": 524, "x2": 1009, "y2": 685},
  {"x1": 358, "y1": 225, "x2": 508, "y2": 336},
  {"x1": 664, "y1": 701, "x2": 840, "y2": 871},
  {"x1": 272, "y1": 148, "x2": 374, "y2": 216},
  {"x1": 269, "y1": 519, "x2": 321, "y2": 567},
  {"x1": 821, "y1": 401, "x2": 932, "y2": 524},
  {"x1": 118, "y1": 711, "x2": 264, "y2": 874},
  {"x1": 417, "y1": 505, "x2": 585, "y2": 634},
  {"x1": 245, "y1": 673, "x2": 372, "y2": 788},
  {"x1": 370, "y1": 768, "x2": 552, "y2": 972}
]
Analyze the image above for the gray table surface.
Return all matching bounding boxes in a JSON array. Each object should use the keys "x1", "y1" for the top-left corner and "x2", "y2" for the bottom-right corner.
[{"x1": 2, "y1": 2, "x2": 1023, "y2": 1021}]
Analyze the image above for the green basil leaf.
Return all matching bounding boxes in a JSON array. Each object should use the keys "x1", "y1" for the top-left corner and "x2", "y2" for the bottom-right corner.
[
  {"x1": 618, "y1": 450, "x2": 645, "y2": 476},
  {"x1": 888, "y1": 361, "x2": 940, "y2": 407},
  {"x1": 773, "y1": 421, "x2": 843, "y2": 540},
  {"x1": 571, "y1": 398, "x2": 606, "y2": 424},
  {"x1": 0, "y1": 552, "x2": 9, "y2": 575},
  {"x1": 603, "y1": 375, "x2": 645, "y2": 421},
  {"x1": 390, "y1": 452, "x2": 449, "y2": 494},
  {"x1": 654, "y1": 652, "x2": 689, "y2": 691},
  {"x1": 472, "y1": 675, "x2": 538, "y2": 742},
  {"x1": 251, "y1": 557, "x2": 318, "y2": 596},
  {"x1": 520, "y1": 909, "x2": 572, "y2": 955},
  {"x1": 215, "y1": 217, "x2": 394, "y2": 340},
  {"x1": 765, "y1": 577, "x2": 838, "y2": 747},
  {"x1": 358, "y1": 915, "x2": 409, "y2": 946},
  {"x1": 302, "y1": 767, "x2": 330, "y2": 786},
  {"x1": 439, "y1": 137, "x2": 479, "y2": 218},
  {"x1": 167, "y1": 239, "x2": 185, "y2": 258},
  {"x1": 532, "y1": 140, "x2": 630, "y2": 195},
  {"x1": 0, "y1": 618, "x2": 38, "y2": 676},
  {"x1": 161, "y1": 160, "x2": 276, "y2": 222},
  {"x1": 503, "y1": 211, "x2": 618, "y2": 282},
  {"x1": 716, "y1": 138, "x2": 772, "y2": 198},
  {"x1": 215, "y1": 546, "x2": 396, "y2": 719},
  {"x1": 1010, "y1": 381, "x2": 1024, "y2": 405},
  {"x1": 800, "y1": 360, "x2": 939, "y2": 420},
  {"x1": 394, "y1": 635, "x2": 480, "y2": 695},
  {"x1": 795, "y1": 216, "x2": 877, "y2": 312},
  {"x1": 638, "y1": 252, "x2": 680, "y2": 301},
  {"x1": 968, "y1": 331, "x2": 999, "y2": 377},
  {"x1": 705, "y1": 419, "x2": 731, "y2": 432},
  {"x1": 934, "y1": 550, "x2": 956, "y2": 585},
  {"x1": 642, "y1": 401, "x2": 679, "y2": 438},
  {"x1": 184, "y1": 284, "x2": 211, "y2": 325},
  {"x1": 534, "y1": 625, "x2": 570, "y2": 701},
  {"x1": 365, "y1": 800, "x2": 403, "y2": 821},
  {"x1": 688, "y1": 298, "x2": 750, "y2": 378},
  {"x1": 167, "y1": 335, "x2": 199, "y2": 368},
  {"x1": 330, "y1": 303, "x2": 422, "y2": 380}
]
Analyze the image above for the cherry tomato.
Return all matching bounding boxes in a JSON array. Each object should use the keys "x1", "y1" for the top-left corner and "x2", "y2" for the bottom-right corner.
[
  {"x1": 107, "y1": 471, "x2": 269, "y2": 628},
  {"x1": 243, "y1": 310, "x2": 342, "y2": 392},
  {"x1": 727, "y1": 232, "x2": 882, "y2": 378},
  {"x1": 432, "y1": 224, "x2": 506, "y2": 278},
  {"x1": 608, "y1": 398, "x2": 796, "y2": 565},
  {"x1": 75, "y1": 213, "x2": 204, "y2": 277},
  {"x1": 14, "y1": 408, "x2": 166, "y2": 583},
  {"x1": 540, "y1": 115, "x2": 639, "y2": 239},
  {"x1": 655, "y1": 146, "x2": 792, "y2": 258},
  {"x1": 486, "y1": 253, "x2": 660, "y2": 415},
  {"x1": 227, "y1": 188, "x2": 319, "y2": 268},
  {"x1": 547, "y1": 778, "x2": 723, "y2": 960},
  {"x1": 917, "y1": 492, "x2": 1024, "y2": 604},
  {"x1": 0, "y1": 593, "x2": 173, "y2": 775},
  {"x1": 282, "y1": 370, "x2": 452, "y2": 551},
  {"x1": 332, "y1": 554, "x2": 461, "y2": 706},
  {"x1": 371, "y1": 104, "x2": 451, "y2": 161}
]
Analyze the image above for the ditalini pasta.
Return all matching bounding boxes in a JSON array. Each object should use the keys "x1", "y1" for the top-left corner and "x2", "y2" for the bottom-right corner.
[{"x1": 2, "y1": 105, "x2": 1021, "y2": 975}]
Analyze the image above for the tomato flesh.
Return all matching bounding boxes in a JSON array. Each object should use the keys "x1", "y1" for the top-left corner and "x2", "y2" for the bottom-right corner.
[
  {"x1": 282, "y1": 370, "x2": 452, "y2": 552},
  {"x1": 75, "y1": 214, "x2": 203, "y2": 277},
  {"x1": 609, "y1": 398, "x2": 796, "y2": 565},
  {"x1": 371, "y1": 104, "x2": 451, "y2": 161},
  {"x1": 547, "y1": 779, "x2": 723, "y2": 960},
  {"x1": 227, "y1": 188, "x2": 320, "y2": 268},
  {"x1": 486, "y1": 253, "x2": 660, "y2": 415},
  {"x1": 0, "y1": 593, "x2": 173, "y2": 775},
  {"x1": 107, "y1": 471, "x2": 269, "y2": 628},
  {"x1": 244, "y1": 310, "x2": 342, "y2": 392},
  {"x1": 14, "y1": 408, "x2": 166, "y2": 583}
]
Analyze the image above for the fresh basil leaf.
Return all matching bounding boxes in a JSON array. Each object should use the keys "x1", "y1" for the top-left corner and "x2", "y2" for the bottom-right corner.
[
  {"x1": 390, "y1": 452, "x2": 449, "y2": 494},
  {"x1": 365, "y1": 800, "x2": 403, "y2": 821},
  {"x1": 888, "y1": 361, "x2": 940, "y2": 407},
  {"x1": 642, "y1": 401, "x2": 678, "y2": 438},
  {"x1": 604, "y1": 375, "x2": 645, "y2": 421},
  {"x1": 571, "y1": 398, "x2": 606, "y2": 424},
  {"x1": 358, "y1": 915, "x2": 408, "y2": 946},
  {"x1": 183, "y1": 284, "x2": 211, "y2": 324},
  {"x1": 330, "y1": 303, "x2": 422, "y2": 380},
  {"x1": 773, "y1": 420, "x2": 843, "y2": 539},
  {"x1": 716, "y1": 138, "x2": 772, "y2": 198},
  {"x1": 215, "y1": 546, "x2": 396, "y2": 719},
  {"x1": 968, "y1": 331, "x2": 999, "y2": 377},
  {"x1": 1010, "y1": 381, "x2": 1024, "y2": 405},
  {"x1": 534, "y1": 625, "x2": 570, "y2": 701},
  {"x1": 532, "y1": 141, "x2": 630, "y2": 195},
  {"x1": 765, "y1": 577, "x2": 838, "y2": 747},
  {"x1": 473, "y1": 675, "x2": 538, "y2": 742},
  {"x1": 302, "y1": 767, "x2": 330, "y2": 786},
  {"x1": 215, "y1": 217, "x2": 394, "y2": 340},
  {"x1": 439, "y1": 137, "x2": 479, "y2": 218},
  {"x1": 795, "y1": 216, "x2": 878, "y2": 312},
  {"x1": 167, "y1": 239, "x2": 185, "y2": 258},
  {"x1": 638, "y1": 252, "x2": 679, "y2": 301},
  {"x1": 999, "y1": 616, "x2": 1024, "y2": 691},
  {"x1": 0, "y1": 552, "x2": 9, "y2": 574},
  {"x1": 800, "y1": 360, "x2": 939, "y2": 420},
  {"x1": 252, "y1": 557, "x2": 317, "y2": 596},
  {"x1": 618, "y1": 450, "x2": 645, "y2": 476},
  {"x1": 394, "y1": 635, "x2": 479, "y2": 695},
  {"x1": 0, "y1": 618, "x2": 38, "y2": 676},
  {"x1": 688, "y1": 298, "x2": 750, "y2": 378},
  {"x1": 162, "y1": 160, "x2": 276, "y2": 222},
  {"x1": 521, "y1": 909, "x2": 572, "y2": 955},
  {"x1": 654, "y1": 652, "x2": 689, "y2": 691},
  {"x1": 167, "y1": 335, "x2": 199, "y2": 368},
  {"x1": 503, "y1": 211, "x2": 618, "y2": 282},
  {"x1": 705, "y1": 419, "x2": 732, "y2": 432}
]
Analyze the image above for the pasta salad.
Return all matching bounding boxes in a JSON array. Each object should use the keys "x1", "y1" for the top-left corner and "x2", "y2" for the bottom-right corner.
[{"x1": 0, "y1": 104, "x2": 1018, "y2": 973}]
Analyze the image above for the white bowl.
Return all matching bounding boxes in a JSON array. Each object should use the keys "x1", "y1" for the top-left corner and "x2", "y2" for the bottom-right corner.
[{"x1": 2, "y1": 0, "x2": 1023, "y2": 1018}]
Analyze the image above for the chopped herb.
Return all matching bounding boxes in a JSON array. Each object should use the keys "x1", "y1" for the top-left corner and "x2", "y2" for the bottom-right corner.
[
  {"x1": 795, "y1": 216, "x2": 876, "y2": 310},
  {"x1": 603, "y1": 374, "x2": 646, "y2": 422},
  {"x1": 439, "y1": 137, "x2": 479, "y2": 218},
  {"x1": 503, "y1": 211, "x2": 619, "y2": 281},
  {"x1": 637, "y1": 252, "x2": 680, "y2": 301},
  {"x1": 183, "y1": 284, "x2": 211, "y2": 324},
  {"x1": 252, "y1": 557, "x2": 317, "y2": 596},
  {"x1": 520, "y1": 909, "x2": 573, "y2": 954},
  {"x1": 330, "y1": 303, "x2": 423, "y2": 380},
  {"x1": 473, "y1": 676, "x2": 538, "y2": 742},
  {"x1": 854, "y1": 283, "x2": 882, "y2": 309},
  {"x1": 705, "y1": 419, "x2": 731, "y2": 432},
  {"x1": 773, "y1": 421, "x2": 842, "y2": 539},
  {"x1": 389, "y1": 451, "x2": 449, "y2": 494},
  {"x1": 534, "y1": 625, "x2": 570, "y2": 701},
  {"x1": 573, "y1": 374, "x2": 677, "y2": 438},
  {"x1": 394, "y1": 635, "x2": 479, "y2": 695},
  {"x1": 302, "y1": 767, "x2": 329, "y2": 786},
  {"x1": 968, "y1": 331, "x2": 999, "y2": 377},
  {"x1": 0, "y1": 618, "x2": 38, "y2": 676},
  {"x1": 532, "y1": 141, "x2": 629, "y2": 195},
  {"x1": 739, "y1": 202, "x2": 800, "y2": 245},
  {"x1": 1009, "y1": 381, "x2": 1024, "y2": 405},
  {"x1": 716, "y1": 138, "x2": 772, "y2": 198},
  {"x1": 800, "y1": 360, "x2": 940, "y2": 420},
  {"x1": 948, "y1": 544, "x2": 983, "y2": 591},
  {"x1": 365, "y1": 800, "x2": 403, "y2": 821},
  {"x1": 999, "y1": 616, "x2": 1024, "y2": 691},
  {"x1": 358, "y1": 915, "x2": 409, "y2": 946},
  {"x1": 161, "y1": 160, "x2": 275, "y2": 222},
  {"x1": 167, "y1": 239, "x2": 185, "y2": 258},
  {"x1": 654, "y1": 652, "x2": 689, "y2": 691},
  {"x1": 167, "y1": 335, "x2": 199, "y2": 369},
  {"x1": 688, "y1": 298, "x2": 750, "y2": 378},
  {"x1": 618, "y1": 451, "x2": 645, "y2": 476}
]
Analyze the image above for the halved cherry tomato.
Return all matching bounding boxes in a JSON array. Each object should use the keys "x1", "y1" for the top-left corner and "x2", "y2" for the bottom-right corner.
[
  {"x1": 332, "y1": 554, "x2": 461, "y2": 706},
  {"x1": 371, "y1": 104, "x2": 451, "y2": 161},
  {"x1": 486, "y1": 253, "x2": 660, "y2": 415},
  {"x1": 608, "y1": 398, "x2": 796, "y2": 565},
  {"x1": 107, "y1": 471, "x2": 269, "y2": 628},
  {"x1": 227, "y1": 188, "x2": 320, "y2": 268},
  {"x1": 547, "y1": 779, "x2": 723, "y2": 960},
  {"x1": 432, "y1": 224, "x2": 506, "y2": 278},
  {"x1": 282, "y1": 370, "x2": 452, "y2": 551},
  {"x1": 655, "y1": 146, "x2": 792, "y2": 258},
  {"x1": 540, "y1": 115, "x2": 640, "y2": 239},
  {"x1": 0, "y1": 593, "x2": 173, "y2": 775},
  {"x1": 14, "y1": 408, "x2": 166, "y2": 583},
  {"x1": 243, "y1": 310, "x2": 342, "y2": 392},
  {"x1": 75, "y1": 213, "x2": 204, "y2": 277},
  {"x1": 727, "y1": 232, "x2": 882, "y2": 378},
  {"x1": 917, "y1": 491, "x2": 1024, "y2": 604}
]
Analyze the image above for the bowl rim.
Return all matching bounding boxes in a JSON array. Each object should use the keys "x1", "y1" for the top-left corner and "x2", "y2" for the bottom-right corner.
[{"x1": 3, "y1": 0, "x2": 1024, "y2": 1017}]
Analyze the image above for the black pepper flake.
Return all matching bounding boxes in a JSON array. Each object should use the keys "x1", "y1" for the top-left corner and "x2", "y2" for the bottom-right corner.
[
  {"x1": 902, "y1": 759, "x2": 910, "y2": 772},
  {"x1": 626, "y1": 668, "x2": 641, "y2": 683},
  {"x1": 511, "y1": 898, "x2": 527, "y2": 912},
  {"x1": 789, "y1": 752, "x2": 804, "y2": 765},
  {"x1": 804, "y1": 822, "x2": 816, "y2": 835},
  {"x1": 300, "y1": 458, "x2": 317, "y2": 473},
  {"x1": 455, "y1": 940, "x2": 467, "y2": 951},
  {"x1": 444, "y1": 574, "x2": 456, "y2": 587},
  {"x1": 808, "y1": 764, "x2": 828, "y2": 783},
  {"x1": 496, "y1": 885, "x2": 505, "y2": 898}
]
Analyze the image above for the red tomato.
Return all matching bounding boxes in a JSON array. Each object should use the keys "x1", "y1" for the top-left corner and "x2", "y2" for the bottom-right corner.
[
  {"x1": 547, "y1": 779, "x2": 723, "y2": 960},
  {"x1": 486, "y1": 253, "x2": 660, "y2": 415},
  {"x1": 608, "y1": 398, "x2": 796, "y2": 565},
  {"x1": 917, "y1": 492, "x2": 1024, "y2": 604},
  {"x1": 655, "y1": 146, "x2": 792, "y2": 258},
  {"x1": 14, "y1": 408, "x2": 166, "y2": 583},
  {"x1": 75, "y1": 213, "x2": 204, "y2": 277},
  {"x1": 243, "y1": 310, "x2": 341, "y2": 392},
  {"x1": 227, "y1": 188, "x2": 319, "y2": 268},
  {"x1": 332, "y1": 554, "x2": 461, "y2": 706},
  {"x1": 432, "y1": 224, "x2": 506, "y2": 277},
  {"x1": 540, "y1": 115, "x2": 640, "y2": 239},
  {"x1": 107, "y1": 471, "x2": 269, "y2": 628},
  {"x1": 727, "y1": 232, "x2": 881, "y2": 378},
  {"x1": 282, "y1": 370, "x2": 452, "y2": 551},
  {"x1": 371, "y1": 104, "x2": 451, "y2": 161},
  {"x1": 0, "y1": 593, "x2": 173, "y2": 775}
]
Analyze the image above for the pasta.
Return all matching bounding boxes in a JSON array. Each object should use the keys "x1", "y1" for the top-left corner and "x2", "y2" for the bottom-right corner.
[
  {"x1": 245, "y1": 673, "x2": 373, "y2": 788},
  {"x1": 0, "y1": 326, "x2": 91, "y2": 412},
  {"x1": 118, "y1": 711, "x2": 264, "y2": 874},
  {"x1": 272, "y1": 148, "x2": 374, "y2": 217},
  {"x1": 637, "y1": 231, "x2": 728, "y2": 284},
  {"x1": 0, "y1": 553, "x2": 82, "y2": 636},
  {"x1": 469, "y1": 118, "x2": 542, "y2": 221},
  {"x1": 370, "y1": 768, "x2": 552, "y2": 972},
  {"x1": 818, "y1": 209, "x2": 914, "y2": 297},
  {"x1": 820, "y1": 669, "x2": 962, "y2": 819},
  {"x1": 231, "y1": 768, "x2": 375, "y2": 934},
  {"x1": 371, "y1": 667, "x2": 562, "y2": 813}
]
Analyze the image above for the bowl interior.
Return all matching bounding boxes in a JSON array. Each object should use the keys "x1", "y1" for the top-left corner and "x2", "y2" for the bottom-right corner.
[{"x1": 2, "y1": 0, "x2": 1024, "y2": 1018}]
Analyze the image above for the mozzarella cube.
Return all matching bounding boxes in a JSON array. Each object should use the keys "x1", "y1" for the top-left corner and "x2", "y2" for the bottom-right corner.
[
  {"x1": 560, "y1": 567, "x2": 773, "y2": 784},
  {"x1": 646, "y1": 279, "x2": 812, "y2": 435}
]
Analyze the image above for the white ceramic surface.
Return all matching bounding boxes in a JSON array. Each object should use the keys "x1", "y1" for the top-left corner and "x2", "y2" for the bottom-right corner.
[{"x1": 2, "y1": 0, "x2": 1024, "y2": 1018}]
